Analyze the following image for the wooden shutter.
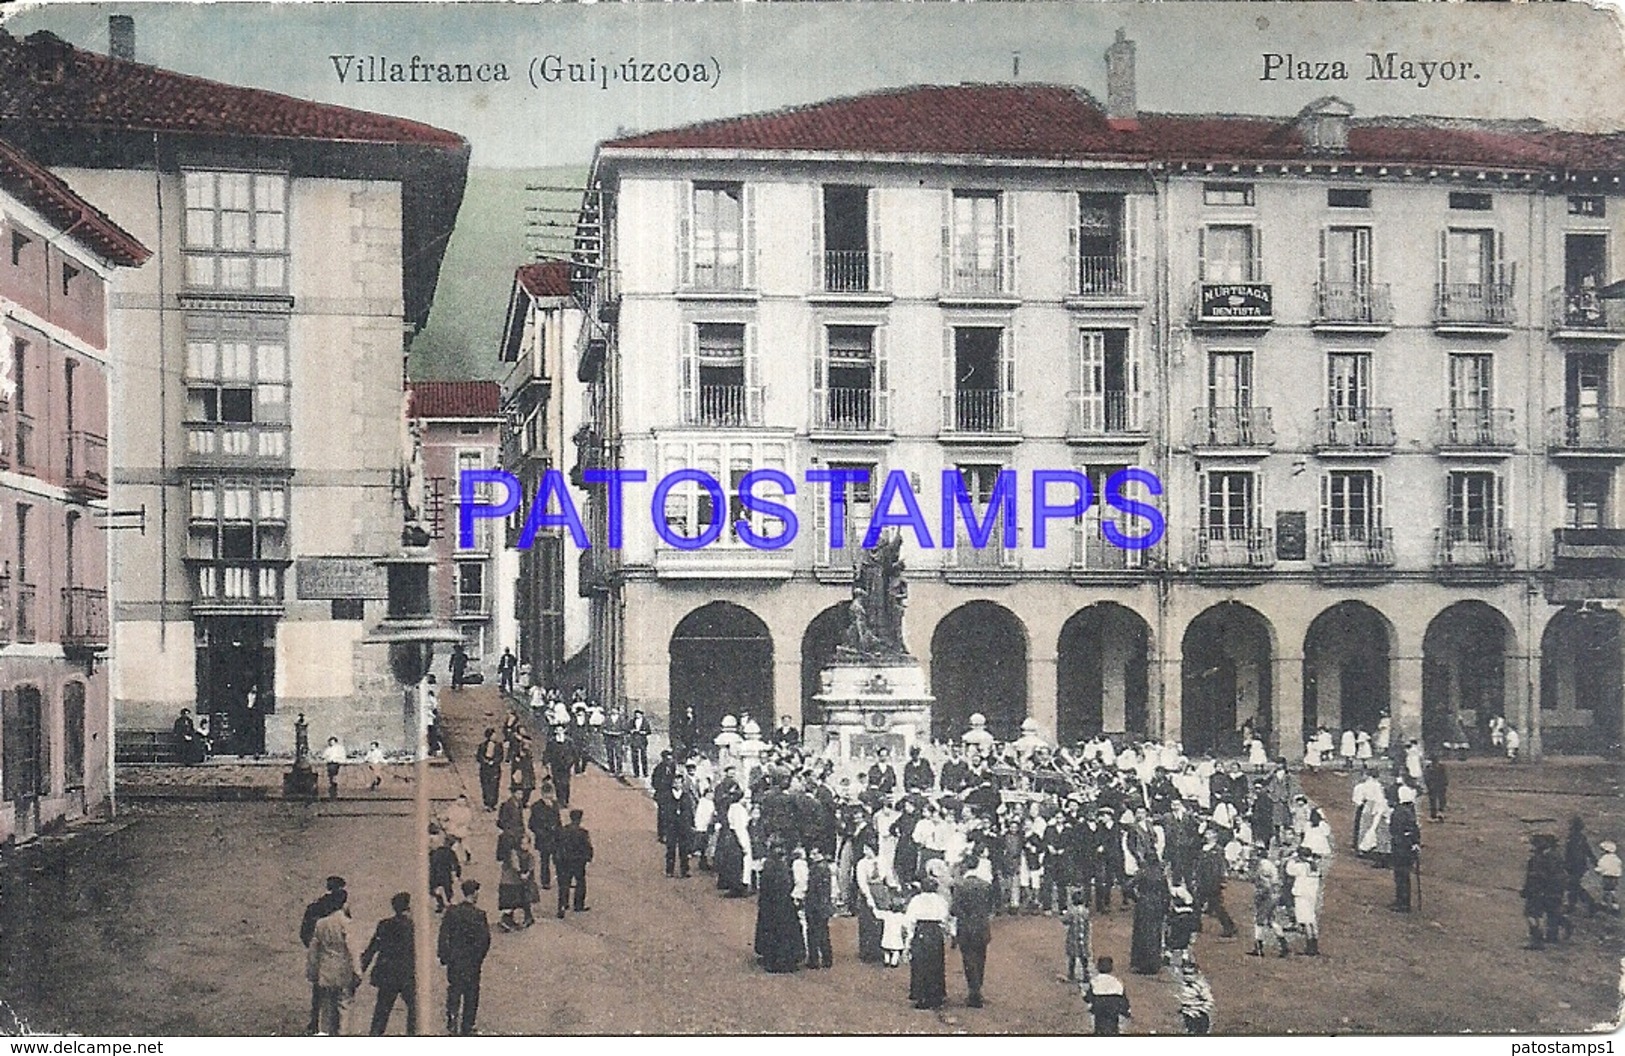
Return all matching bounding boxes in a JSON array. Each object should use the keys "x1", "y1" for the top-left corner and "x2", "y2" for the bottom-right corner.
[
  {"x1": 1124, "y1": 195, "x2": 1140, "y2": 295},
  {"x1": 811, "y1": 326, "x2": 828, "y2": 429},
  {"x1": 942, "y1": 327, "x2": 956, "y2": 430},
  {"x1": 811, "y1": 190, "x2": 825, "y2": 290},
  {"x1": 1197, "y1": 227, "x2": 1208, "y2": 283},
  {"x1": 1126, "y1": 329, "x2": 1143, "y2": 432},
  {"x1": 868, "y1": 188, "x2": 884, "y2": 290},
  {"x1": 743, "y1": 184, "x2": 758, "y2": 289},
  {"x1": 1067, "y1": 195, "x2": 1081, "y2": 297},
  {"x1": 813, "y1": 472, "x2": 830, "y2": 566},
  {"x1": 873, "y1": 327, "x2": 890, "y2": 432},
  {"x1": 1355, "y1": 227, "x2": 1372, "y2": 287},
  {"x1": 1001, "y1": 325, "x2": 1019, "y2": 431},
  {"x1": 679, "y1": 324, "x2": 697, "y2": 424},
  {"x1": 1001, "y1": 192, "x2": 1018, "y2": 294},
  {"x1": 1317, "y1": 229, "x2": 1328, "y2": 285},
  {"x1": 1250, "y1": 225, "x2": 1264, "y2": 282},
  {"x1": 1373, "y1": 472, "x2": 1385, "y2": 532},
  {"x1": 745, "y1": 321, "x2": 763, "y2": 425},
  {"x1": 677, "y1": 186, "x2": 692, "y2": 288},
  {"x1": 1494, "y1": 473, "x2": 1507, "y2": 534},
  {"x1": 1319, "y1": 472, "x2": 1331, "y2": 537},
  {"x1": 940, "y1": 190, "x2": 954, "y2": 291},
  {"x1": 1437, "y1": 231, "x2": 1449, "y2": 289},
  {"x1": 1078, "y1": 330, "x2": 1104, "y2": 434}
]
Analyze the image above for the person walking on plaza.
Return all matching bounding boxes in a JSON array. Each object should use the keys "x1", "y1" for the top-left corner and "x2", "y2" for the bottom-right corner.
[
  {"x1": 1521, "y1": 834, "x2": 1567, "y2": 949},
  {"x1": 556, "y1": 808, "x2": 594, "y2": 917},
  {"x1": 497, "y1": 648, "x2": 517, "y2": 696},
  {"x1": 1195, "y1": 828, "x2": 1238, "y2": 937},
  {"x1": 1595, "y1": 840, "x2": 1621, "y2": 913},
  {"x1": 951, "y1": 865, "x2": 996, "y2": 1008},
  {"x1": 439, "y1": 880, "x2": 491, "y2": 1035},
  {"x1": 1424, "y1": 757, "x2": 1449, "y2": 820},
  {"x1": 628, "y1": 709, "x2": 652, "y2": 778},
  {"x1": 497, "y1": 786, "x2": 527, "y2": 846},
  {"x1": 306, "y1": 889, "x2": 361, "y2": 1036},
  {"x1": 1061, "y1": 889, "x2": 1093, "y2": 988},
  {"x1": 474, "y1": 728, "x2": 502, "y2": 810},
  {"x1": 365, "y1": 741, "x2": 387, "y2": 792},
  {"x1": 499, "y1": 832, "x2": 539, "y2": 931},
  {"x1": 429, "y1": 827, "x2": 461, "y2": 912},
  {"x1": 803, "y1": 846, "x2": 837, "y2": 970},
  {"x1": 1564, "y1": 816, "x2": 1601, "y2": 916},
  {"x1": 903, "y1": 877, "x2": 951, "y2": 1009},
  {"x1": 1249, "y1": 858, "x2": 1287, "y2": 958},
  {"x1": 321, "y1": 736, "x2": 346, "y2": 800},
  {"x1": 528, "y1": 795, "x2": 560, "y2": 891},
  {"x1": 1390, "y1": 787, "x2": 1422, "y2": 912},
  {"x1": 300, "y1": 876, "x2": 348, "y2": 1033},
  {"x1": 602, "y1": 705, "x2": 627, "y2": 777},
  {"x1": 449, "y1": 642, "x2": 469, "y2": 691},
  {"x1": 361, "y1": 892, "x2": 416, "y2": 1035},
  {"x1": 754, "y1": 845, "x2": 805, "y2": 973},
  {"x1": 1286, "y1": 847, "x2": 1323, "y2": 955},
  {"x1": 1084, "y1": 957, "x2": 1131, "y2": 1035}
]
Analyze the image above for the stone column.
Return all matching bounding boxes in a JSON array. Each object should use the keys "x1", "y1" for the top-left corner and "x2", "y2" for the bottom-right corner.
[
  {"x1": 1159, "y1": 652, "x2": 1181, "y2": 746},
  {"x1": 1392, "y1": 653, "x2": 1425, "y2": 747},
  {"x1": 775, "y1": 653, "x2": 802, "y2": 728},
  {"x1": 1273, "y1": 654, "x2": 1304, "y2": 762},
  {"x1": 1030, "y1": 650, "x2": 1058, "y2": 743}
]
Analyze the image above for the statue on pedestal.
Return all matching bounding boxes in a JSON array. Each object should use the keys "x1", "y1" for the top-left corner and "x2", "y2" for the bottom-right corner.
[{"x1": 837, "y1": 530, "x2": 911, "y2": 662}]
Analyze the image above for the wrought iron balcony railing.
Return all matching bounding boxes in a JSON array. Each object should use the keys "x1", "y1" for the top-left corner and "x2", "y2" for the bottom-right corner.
[
  {"x1": 1314, "y1": 527, "x2": 1395, "y2": 568},
  {"x1": 1192, "y1": 527, "x2": 1275, "y2": 569},
  {"x1": 1313, "y1": 407, "x2": 1397, "y2": 450},
  {"x1": 1433, "y1": 526, "x2": 1515, "y2": 569},
  {"x1": 1434, "y1": 282, "x2": 1516, "y2": 326},
  {"x1": 1433, "y1": 407, "x2": 1516, "y2": 449},
  {"x1": 1189, "y1": 406, "x2": 1275, "y2": 448},
  {"x1": 62, "y1": 585, "x2": 108, "y2": 648},
  {"x1": 1312, "y1": 282, "x2": 1394, "y2": 326},
  {"x1": 1548, "y1": 407, "x2": 1625, "y2": 453}
]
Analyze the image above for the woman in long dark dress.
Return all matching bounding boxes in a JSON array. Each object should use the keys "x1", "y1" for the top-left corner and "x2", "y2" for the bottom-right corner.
[
  {"x1": 892, "y1": 802, "x2": 922, "y2": 884},
  {"x1": 1130, "y1": 858, "x2": 1170, "y2": 975},
  {"x1": 715, "y1": 800, "x2": 748, "y2": 897},
  {"x1": 904, "y1": 879, "x2": 951, "y2": 1010},
  {"x1": 754, "y1": 850, "x2": 805, "y2": 973},
  {"x1": 854, "y1": 842, "x2": 886, "y2": 963}
]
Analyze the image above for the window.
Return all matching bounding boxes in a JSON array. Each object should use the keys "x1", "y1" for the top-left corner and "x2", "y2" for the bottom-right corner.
[
  {"x1": 183, "y1": 170, "x2": 288, "y2": 290},
  {"x1": 1446, "y1": 471, "x2": 1503, "y2": 535},
  {"x1": 1567, "y1": 473, "x2": 1609, "y2": 529},
  {"x1": 1448, "y1": 192, "x2": 1492, "y2": 212},
  {"x1": 684, "y1": 322, "x2": 755, "y2": 427},
  {"x1": 9, "y1": 229, "x2": 31, "y2": 267},
  {"x1": 951, "y1": 464, "x2": 1010, "y2": 556},
  {"x1": 1074, "y1": 329, "x2": 1139, "y2": 433},
  {"x1": 14, "y1": 503, "x2": 29, "y2": 583},
  {"x1": 11, "y1": 338, "x2": 29, "y2": 468},
  {"x1": 1326, "y1": 352, "x2": 1372, "y2": 415},
  {"x1": 456, "y1": 450, "x2": 494, "y2": 549},
  {"x1": 1322, "y1": 470, "x2": 1381, "y2": 539},
  {"x1": 1442, "y1": 228, "x2": 1500, "y2": 287},
  {"x1": 2, "y1": 686, "x2": 43, "y2": 803},
  {"x1": 815, "y1": 461, "x2": 875, "y2": 564},
  {"x1": 1569, "y1": 196, "x2": 1606, "y2": 218},
  {"x1": 1203, "y1": 182, "x2": 1254, "y2": 207},
  {"x1": 821, "y1": 185, "x2": 873, "y2": 292},
  {"x1": 1204, "y1": 471, "x2": 1257, "y2": 536},
  {"x1": 1200, "y1": 225, "x2": 1259, "y2": 282},
  {"x1": 456, "y1": 561, "x2": 486, "y2": 615},
  {"x1": 949, "y1": 326, "x2": 1014, "y2": 432},
  {"x1": 1321, "y1": 227, "x2": 1372, "y2": 286},
  {"x1": 817, "y1": 325, "x2": 883, "y2": 430},
  {"x1": 185, "y1": 318, "x2": 289, "y2": 460},
  {"x1": 187, "y1": 478, "x2": 289, "y2": 562},
  {"x1": 1448, "y1": 354, "x2": 1493, "y2": 411},
  {"x1": 63, "y1": 682, "x2": 85, "y2": 792},
  {"x1": 1208, "y1": 351, "x2": 1253, "y2": 409},
  {"x1": 949, "y1": 190, "x2": 1005, "y2": 292},
  {"x1": 1327, "y1": 188, "x2": 1371, "y2": 209},
  {"x1": 1075, "y1": 193, "x2": 1128, "y2": 294},
  {"x1": 331, "y1": 598, "x2": 365, "y2": 621},
  {"x1": 688, "y1": 182, "x2": 744, "y2": 289},
  {"x1": 657, "y1": 437, "x2": 790, "y2": 548}
]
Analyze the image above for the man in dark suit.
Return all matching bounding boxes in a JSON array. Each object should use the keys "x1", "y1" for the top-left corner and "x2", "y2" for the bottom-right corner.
[
  {"x1": 527, "y1": 796, "x2": 560, "y2": 890},
  {"x1": 951, "y1": 868, "x2": 997, "y2": 1008},
  {"x1": 627, "y1": 710, "x2": 652, "y2": 778},
  {"x1": 361, "y1": 892, "x2": 416, "y2": 1035},
  {"x1": 867, "y1": 748, "x2": 899, "y2": 798},
  {"x1": 497, "y1": 787, "x2": 527, "y2": 845},
  {"x1": 437, "y1": 880, "x2": 491, "y2": 1036},
  {"x1": 557, "y1": 808, "x2": 595, "y2": 916},
  {"x1": 652, "y1": 750, "x2": 678, "y2": 847},
  {"x1": 902, "y1": 746, "x2": 936, "y2": 793},
  {"x1": 300, "y1": 876, "x2": 347, "y2": 1034},
  {"x1": 665, "y1": 769, "x2": 697, "y2": 878}
]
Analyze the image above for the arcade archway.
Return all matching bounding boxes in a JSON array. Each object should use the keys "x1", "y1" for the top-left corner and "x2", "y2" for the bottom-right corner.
[
  {"x1": 669, "y1": 602, "x2": 773, "y2": 750},
  {"x1": 1182, "y1": 602, "x2": 1275, "y2": 756},
  {"x1": 1303, "y1": 601, "x2": 1393, "y2": 743},
  {"x1": 1057, "y1": 603, "x2": 1150, "y2": 744},
  {"x1": 1541, "y1": 607, "x2": 1623, "y2": 755},
  {"x1": 800, "y1": 603, "x2": 850, "y2": 729},
  {"x1": 1423, "y1": 601, "x2": 1515, "y2": 753},
  {"x1": 930, "y1": 601, "x2": 1028, "y2": 742}
]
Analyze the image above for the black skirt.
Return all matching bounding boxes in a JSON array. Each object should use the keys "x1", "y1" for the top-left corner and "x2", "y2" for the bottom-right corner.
[{"x1": 908, "y1": 921, "x2": 947, "y2": 1008}]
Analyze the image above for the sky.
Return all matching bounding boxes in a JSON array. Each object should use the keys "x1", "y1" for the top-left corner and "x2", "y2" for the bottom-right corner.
[{"x1": 4, "y1": 0, "x2": 1624, "y2": 169}]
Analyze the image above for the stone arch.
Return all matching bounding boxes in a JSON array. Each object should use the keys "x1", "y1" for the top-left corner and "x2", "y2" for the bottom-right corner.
[
  {"x1": 1181, "y1": 602, "x2": 1276, "y2": 755},
  {"x1": 1303, "y1": 601, "x2": 1395, "y2": 744},
  {"x1": 799, "y1": 603, "x2": 850, "y2": 729},
  {"x1": 669, "y1": 601, "x2": 773, "y2": 752},
  {"x1": 1422, "y1": 600, "x2": 1517, "y2": 753},
  {"x1": 1056, "y1": 603, "x2": 1151, "y2": 744},
  {"x1": 930, "y1": 601, "x2": 1028, "y2": 742},
  {"x1": 1540, "y1": 606, "x2": 1623, "y2": 755}
]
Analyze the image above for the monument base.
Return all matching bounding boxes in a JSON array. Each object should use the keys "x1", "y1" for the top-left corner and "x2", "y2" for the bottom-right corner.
[{"x1": 813, "y1": 661, "x2": 934, "y2": 768}]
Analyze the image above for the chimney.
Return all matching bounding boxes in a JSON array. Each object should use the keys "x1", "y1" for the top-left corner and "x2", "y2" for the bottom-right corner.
[
  {"x1": 109, "y1": 15, "x2": 134, "y2": 62},
  {"x1": 1105, "y1": 28, "x2": 1139, "y2": 130}
]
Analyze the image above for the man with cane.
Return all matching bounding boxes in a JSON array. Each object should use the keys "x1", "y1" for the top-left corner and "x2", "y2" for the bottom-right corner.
[{"x1": 1390, "y1": 784, "x2": 1422, "y2": 912}]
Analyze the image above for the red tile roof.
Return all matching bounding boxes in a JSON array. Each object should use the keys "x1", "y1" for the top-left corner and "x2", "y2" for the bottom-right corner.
[
  {"x1": 0, "y1": 138, "x2": 149, "y2": 267},
  {"x1": 0, "y1": 30, "x2": 465, "y2": 148},
  {"x1": 604, "y1": 83, "x2": 1625, "y2": 174},
  {"x1": 407, "y1": 381, "x2": 501, "y2": 420},
  {"x1": 516, "y1": 260, "x2": 572, "y2": 299}
]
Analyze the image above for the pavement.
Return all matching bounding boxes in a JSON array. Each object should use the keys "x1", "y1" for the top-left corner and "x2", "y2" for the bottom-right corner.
[{"x1": 0, "y1": 683, "x2": 1619, "y2": 1035}]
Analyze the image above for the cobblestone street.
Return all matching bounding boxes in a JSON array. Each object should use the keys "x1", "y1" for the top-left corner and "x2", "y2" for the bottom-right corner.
[{"x1": 1, "y1": 685, "x2": 1619, "y2": 1035}]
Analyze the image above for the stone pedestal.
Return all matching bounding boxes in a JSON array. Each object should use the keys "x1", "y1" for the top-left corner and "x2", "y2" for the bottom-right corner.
[{"x1": 813, "y1": 661, "x2": 934, "y2": 767}]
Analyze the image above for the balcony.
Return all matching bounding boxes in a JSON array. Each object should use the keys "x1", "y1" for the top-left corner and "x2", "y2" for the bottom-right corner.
[
  {"x1": 0, "y1": 574, "x2": 10, "y2": 644},
  {"x1": 184, "y1": 422, "x2": 290, "y2": 468},
  {"x1": 1433, "y1": 526, "x2": 1515, "y2": 574},
  {"x1": 1312, "y1": 407, "x2": 1397, "y2": 453},
  {"x1": 191, "y1": 563, "x2": 285, "y2": 612},
  {"x1": 1190, "y1": 282, "x2": 1273, "y2": 328},
  {"x1": 1433, "y1": 407, "x2": 1517, "y2": 452},
  {"x1": 1547, "y1": 527, "x2": 1625, "y2": 602},
  {"x1": 1192, "y1": 527, "x2": 1275, "y2": 570},
  {"x1": 1548, "y1": 286, "x2": 1625, "y2": 339},
  {"x1": 1188, "y1": 407, "x2": 1275, "y2": 451},
  {"x1": 815, "y1": 250, "x2": 891, "y2": 298},
  {"x1": 1548, "y1": 407, "x2": 1625, "y2": 456},
  {"x1": 943, "y1": 538, "x2": 1018, "y2": 583},
  {"x1": 14, "y1": 582, "x2": 36, "y2": 644},
  {"x1": 65, "y1": 430, "x2": 108, "y2": 500},
  {"x1": 941, "y1": 389, "x2": 1018, "y2": 441},
  {"x1": 1434, "y1": 282, "x2": 1516, "y2": 331},
  {"x1": 681, "y1": 252, "x2": 757, "y2": 297},
  {"x1": 1314, "y1": 527, "x2": 1395, "y2": 571},
  {"x1": 14, "y1": 411, "x2": 34, "y2": 471},
  {"x1": 61, "y1": 585, "x2": 108, "y2": 649},
  {"x1": 454, "y1": 592, "x2": 490, "y2": 620},
  {"x1": 0, "y1": 398, "x2": 9, "y2": 470},
  {"x1": 1066, "y1": 391, "x2": 1145, "y2": 443},
  {"x1": 942, "y1": 256, "x2": 1014, "y2": 302},
  {"x1": 1311, "y1": 282, "x2": 1393, "y2": 331},
  {"x1": 592, "y1": 266, "x2": 621, "y2": 323},
  {"x1": 814, "y1": 386, "x2": 888, "y2": 436},
  {"x1": 654, "y1": 544, "x2": 794, "y2": 580},
  {"x1": 694, "y1": 384, "x2": 748, "y2": 428},
  {"x1": 1071, "y1": 255, "x2": 1134, "y2": 300}
]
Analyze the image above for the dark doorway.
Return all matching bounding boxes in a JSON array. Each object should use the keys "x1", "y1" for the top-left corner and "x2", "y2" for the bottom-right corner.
[
  {"x1": 1303, "y1": 602, "x2": 1392, "y2": 743},
  {"x1": 196, "y1": 616, "x2": 275, "y2": 755},
  {"x1": 930, "y1": 601, "x2": 1027, "y2": 741},
  {"x1": 1422, "y1": 601, "x2": 1510, "y2": 753},
  {"x1": 1541, "y1": 608, "x2": 1623, "y2": 755},
  {"x1": 1057, "y1": 603, "x2": 1150, "y2": 744},
  {"x1": 1182, "y1": 603, "x2": 1274, "y2": 755},
  {"x1": 822, "y1": 185, "x2": 870, "y2": 292},
  {"x1": 2, "y1": 685, "x2": 45, "y2": 835},
  {"x1": 800, "y1": 603, "x2": 850, "y2": 728},
  {"x1": 669, "y1": 602, "x2": 773, "y2": 748}
]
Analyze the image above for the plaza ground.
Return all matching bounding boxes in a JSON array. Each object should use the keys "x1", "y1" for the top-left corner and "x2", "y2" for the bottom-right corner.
[{"x1": 0, "y1": 685, "x2": 1620, "y2": 1035}]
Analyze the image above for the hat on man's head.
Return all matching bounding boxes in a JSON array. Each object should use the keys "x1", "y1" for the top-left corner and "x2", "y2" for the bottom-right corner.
[
  {"x1": 1600, "y1": 840, "x2": 1617, "y2": 854},
  {"x1": 461, "y1": 879, "x2": 481, "y2": 896},
  {"x1": 570, "y1": 809, "x2": 584, "y2": 822},
  {"x1": 325, "y1": 876, "x2": 347, "y2": 892}
]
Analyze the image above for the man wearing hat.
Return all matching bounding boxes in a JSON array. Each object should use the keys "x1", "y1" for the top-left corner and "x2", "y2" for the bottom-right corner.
[
  {"x1": 300, "y1": 876, "x2": 348, "y2": 1033},
  {"x1": 557, "y1": 808, "x2": 595, "y2": 917},
  {"x1": 438, "y1": 879, "x2": 491, "y2": 1035},
  {"x1": 1520, "y1": 834, "x2": 1567, "y2": 949},
  {"x1": 1389, "y1": 784, "x2": 1422, "y2": 912}
]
